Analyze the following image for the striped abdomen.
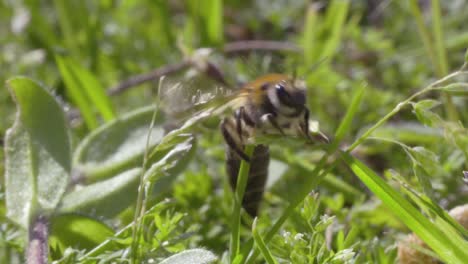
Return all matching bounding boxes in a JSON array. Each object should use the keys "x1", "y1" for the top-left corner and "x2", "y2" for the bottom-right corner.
[{"x1": 226, "y1": 144, "x2": 269, "y2": 217}]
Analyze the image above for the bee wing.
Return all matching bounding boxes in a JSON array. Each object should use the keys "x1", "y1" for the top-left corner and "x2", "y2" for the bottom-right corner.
[{"x1": 158, "y1": 71, "x2": 244, "y2": 126}]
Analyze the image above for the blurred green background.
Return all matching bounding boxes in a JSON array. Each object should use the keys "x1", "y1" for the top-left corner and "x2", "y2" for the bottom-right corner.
[{"x1": 1, "y1": 0, "x2": 468, "y2": 263}]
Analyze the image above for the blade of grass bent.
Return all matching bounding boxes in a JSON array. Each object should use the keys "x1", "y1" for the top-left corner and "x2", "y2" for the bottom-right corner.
[{"x1": 340, "y1": 151, "x2": 468, "y2": 264}]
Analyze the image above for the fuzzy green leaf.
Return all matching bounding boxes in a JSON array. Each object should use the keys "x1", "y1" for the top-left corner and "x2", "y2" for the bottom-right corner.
[
  {"x1": 5, "y1": 77, "x2": 71, "y2": 229},
  {"x1": 59, "y1": 168, "x2": 141, "y2": 217},
  {"x1": 146, "y1": 133, "x2": 196, "y2": 195},
  {"x1": 159, "y1": 249, "x2": 217, "y2": 264},
  {"x1": 73, "y1": 106, "x2": 165, "y2": 182}
]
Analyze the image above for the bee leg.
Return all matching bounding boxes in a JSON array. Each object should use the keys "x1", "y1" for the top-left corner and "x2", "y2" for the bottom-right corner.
[
  {"x1": 261, "y1": 113, "x2": 285, "y2": 135},
  {"x1": 221, "y1": 118, "x2": 251, "y2": 162},
  {"x1": 302, "y1": 108, "x2": 329, "y2": 143},
  {"x1": 235, "y1": 107, "x2": 256, "y2": 142},
  {"x1": 234, "y1": 108, "x2": 244, "y2": 144},
  {"x1": 301, "y1": 108, "x2": 312, "y2": 141}
]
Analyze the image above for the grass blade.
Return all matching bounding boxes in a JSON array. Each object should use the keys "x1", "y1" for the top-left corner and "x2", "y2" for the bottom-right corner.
[
  {"x1": 340, "y1": 151, "x2": 468, "y2": 263},
  {"x1": 230, "y1": 144, "x2": 254, "y2": 262},
  {"x1": 56, "y1": 55, "x2": 115, "y2": 123},
  {"x1": 207, "y1": 0, "x2": 223, "y2": 46},
  {"x1": 303, "y1": 4, "x2": 319, "y2": 65},
  {"x1": 56, "y1": 56, "x2": 98, "y2": 129},
  {"x1": 333, "y1": 84, "x2": 365, "y2": 147},
  {"x1": 321, "y1": 0, "x2": 349, "y2": 60},
  {"x1": 252, "y1": 218, "x2": 278, "y2": 264}
]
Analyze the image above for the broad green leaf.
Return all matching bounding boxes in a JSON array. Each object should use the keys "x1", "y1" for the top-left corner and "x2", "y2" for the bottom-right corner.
[
  {"x1": 5, "y1": 77, "x2": 71, "y2": 228},
  {"x1": 341, "y1": 151, "x2": 468, "y2": 263},
  {"x1": 59, "y1": 168, "x2": 141, "y2": 217},
  {"x1": 73, "y1": 106, "x2": 165, "y2": 182},
  {"x1": 159, "y1": 249, "x2": 217, "y2": 264},
  {"x1": 56, "y1": 55, "x2": 115, "y2": 129},
  {"x1": 49, "y1": 213, "x2": 114, "y2": 255},
  {"x1": 62, "y1": 133, "x2": 195, "y2": 217}
]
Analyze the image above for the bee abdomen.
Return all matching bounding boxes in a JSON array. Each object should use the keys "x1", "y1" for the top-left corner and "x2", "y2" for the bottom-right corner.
[{"x1": 226, "y1": 144, "x2": 269, "y2": 217}]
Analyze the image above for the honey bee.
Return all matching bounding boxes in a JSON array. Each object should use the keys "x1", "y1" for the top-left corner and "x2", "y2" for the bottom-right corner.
[
  {"x1": 161, "y1": 70, "x2": 327, "y2": 217},
  {"x1": 220, "y1": 73, "x2": 328, "y2": 216}
]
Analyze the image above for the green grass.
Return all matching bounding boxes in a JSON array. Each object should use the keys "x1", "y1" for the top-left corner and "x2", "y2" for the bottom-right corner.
[{"x1": 1, "y1": 1, "x2": 468, "y2": 263}]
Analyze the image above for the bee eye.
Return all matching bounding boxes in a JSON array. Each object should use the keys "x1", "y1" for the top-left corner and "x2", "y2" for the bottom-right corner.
[{"x1": 275, "y1": 84, "x2": 290, "y2": 100}]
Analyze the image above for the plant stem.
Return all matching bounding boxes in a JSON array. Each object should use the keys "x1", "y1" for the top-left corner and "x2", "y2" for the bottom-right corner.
[
  {"x1": 130, "y1": 90, "x2": 161, "y2": 263},
  {"x1": 230, "y1": 144, "x2": 254, "y2": 262},
  {"x1": 410, "y1": 0, "x2": 459, "y2": 122},
  {"x1": 27, "y1": 214, "x2": 48, "y2": 264},
  {"x1": 347, "y1": 69, "x2": 468, "y2": 152}
]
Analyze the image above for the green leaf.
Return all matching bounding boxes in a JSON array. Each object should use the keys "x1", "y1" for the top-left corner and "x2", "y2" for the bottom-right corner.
[
  {"x1": 56, "y1": 55, "x2": 115, "y2": 129},
  {"x1": 404, "y1": 146, "x2": 442, "y2": 198},
  {"x1": 411, "y1": 100, "x2": 442, "y2": 127},
  {"x1": 373, "y1": 123, "x2": 443, "y2": 145},
  {"x1": 437, "y1": 82, "x2": 468, "y2": 95},
  {"x1": 159, "y1": 249, "x2": 217, "y2": 264},
  {"x1": 407, "y1": 146, "x2": 440, "y2": 170},
  {"x1": 340, "y1": 151, "x2": 468, "y2": 263},
  {"x1": 146, "y1": 133, "x2": 196, "y2": 195},
  {"x1": 49, "y1": 213, "x2": 114, "y2": 255},
  {"x1": 343, "y1": 225, "x2": 359, "y2": 249},
  {"x1": 412, "y1": 99, "x2": 441, "y2": 110},
  {"x1": 59, "y1": 168, "x2": 141, "y2": 217},
  {"x1": 73, "y1": 106, "x2": 165, "y2": 182},
  {"x1": 5, "y1": 77, "x2": 71, "y2": 228},
  {"x1": 411, "y1": 164, "x2": 434, "y2": 200}
]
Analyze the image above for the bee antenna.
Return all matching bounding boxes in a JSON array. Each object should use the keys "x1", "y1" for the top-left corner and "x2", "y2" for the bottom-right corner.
[
  {"x1": 293, "y1": 66, "x2": 299, "y2": 81},
  {"x1": 305, "y1": 56, "x2": 328, "y2": 76},
  {"x1": 290, "y1": 56, "x2": 327, "y2": 80}
]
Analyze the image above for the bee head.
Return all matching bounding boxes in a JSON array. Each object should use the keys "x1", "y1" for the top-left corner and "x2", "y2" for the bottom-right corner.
[{"x1": 265, "y1": 77, "x2": 307, "y2": 116}]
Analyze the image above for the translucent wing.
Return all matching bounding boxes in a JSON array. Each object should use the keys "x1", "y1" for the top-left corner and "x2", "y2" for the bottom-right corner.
[{"x1": 158, "y1": 69, "x2": 245, "y2": 130}]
